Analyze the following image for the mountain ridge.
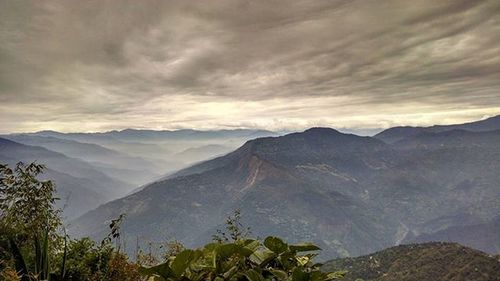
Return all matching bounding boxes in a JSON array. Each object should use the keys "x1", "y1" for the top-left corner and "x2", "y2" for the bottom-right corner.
[
  {"x1": 58, "y1": 118, "x2": 500, "y2": 257},
  {"x1": 375, "y1": 115, "x2": 500, "y2": 143},
  {"x1": 322, "y1": 242, "x2": 500, "y2": 281},
  {"x1": 0, "y1": 137, "x2": 134, "y2": 218}
]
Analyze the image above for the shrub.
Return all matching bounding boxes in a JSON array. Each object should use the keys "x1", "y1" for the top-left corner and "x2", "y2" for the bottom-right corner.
[{"x1": 140, "y1": 236, "x2": 345, "y2": 281}]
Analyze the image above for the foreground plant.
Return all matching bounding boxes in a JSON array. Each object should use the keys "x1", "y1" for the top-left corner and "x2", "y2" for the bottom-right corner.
[
  {"x1": 140, "y1": 236, "x2": 345, "y2": 281},
  {"x1": 1, "y1": 162, "x2": 65, "y2": 281}
]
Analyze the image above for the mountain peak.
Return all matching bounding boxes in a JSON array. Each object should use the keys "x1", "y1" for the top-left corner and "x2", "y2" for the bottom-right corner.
[{"x1": 303, "y1": 127, "x2": 342, "y2": 135}]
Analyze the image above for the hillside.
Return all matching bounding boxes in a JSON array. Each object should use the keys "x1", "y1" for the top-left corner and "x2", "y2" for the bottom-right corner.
[
  {"x1": 70, "y1": 126, "x2": 500, "y2": 258},
  {"x1": 70, "y1": 128, "x2": 399, "y2": 258},
  {"x1": 174, "y1": 144, "x2": 234, "y2": 163},
  {"x1": 0, "y1": 138, "x2": 133, "y2": 218},
  {"x1": 405, "y1": 216, "x2": 500, "y2": 254},
  {"x1": 375, "y1": 115, "x2": 500, "y2": 143},
  {"x1": 393, "y1": 129, "x2": 500, "y2": 150},
  {"x1": 322, "y1": 242, "x2": 500, "y2": 281},
  {"x1": 2, "y1": 134, "x2": 162, "y2": 185},
  {"x1": 24, "y1": 129, "x2": 278, "y2": 176}
]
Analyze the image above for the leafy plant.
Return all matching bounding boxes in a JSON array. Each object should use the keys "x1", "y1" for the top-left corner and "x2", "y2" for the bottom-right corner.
[
  {"x1": 140, "y1": 236, "x2": 345, "y2": 281},
  {"x1": 7, "y1": 227, "x2": 68, "y2": 281}
]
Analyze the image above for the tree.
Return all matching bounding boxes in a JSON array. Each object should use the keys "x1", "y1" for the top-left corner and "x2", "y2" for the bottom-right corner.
[
  {"x1": 0, "y1": 162, "x2": 61, "y2": 237},
  {"x1": 0, "y1": 162, "x2": 63, "y2": 281}
]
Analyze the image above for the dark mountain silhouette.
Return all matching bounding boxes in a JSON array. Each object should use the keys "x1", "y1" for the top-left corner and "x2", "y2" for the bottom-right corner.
[
  {"x1": 322, "y1": 242, "x2": 500, "y2": 281},
  {"x1": 375, "y1": 115, "x2": 500, "y2": 143},
  {"x1": 394, "y1": 129, "x2": 500, "y2": 150}
]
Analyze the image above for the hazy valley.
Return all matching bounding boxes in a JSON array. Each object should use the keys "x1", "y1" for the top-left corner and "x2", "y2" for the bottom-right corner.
[{"x1": 2, "y1": 116, "x2": 498, "y2": 261}]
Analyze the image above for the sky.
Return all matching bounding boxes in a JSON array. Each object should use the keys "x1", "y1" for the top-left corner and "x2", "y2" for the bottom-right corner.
[{"x1": 1, "y1": 0, "x2": 500, "y2": 133}]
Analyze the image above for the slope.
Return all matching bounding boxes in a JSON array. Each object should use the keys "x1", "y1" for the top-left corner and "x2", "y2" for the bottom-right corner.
[
  {"x1": 70, "y1": 128, "x2": 399, "y2": 258},
  {"x1": 322, "y1": 242, "x2": 500, "y2": 281},
  {"x1": 375, "y1": 115, "x2": 500, "y2": 143},
  {"x1": 0, "y1": 138, "x2": 134, "y2": 218}
]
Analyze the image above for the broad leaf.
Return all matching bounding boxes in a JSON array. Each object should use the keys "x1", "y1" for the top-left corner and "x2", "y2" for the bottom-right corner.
[
  {"x1": 269, "y1": 269, "x2": 288, "y2": 280},
  {"x1": 244, "y1": 269, "x2": 264, "y2": 281},
  {"x1": 289, "y1": 243, "x2": 321, "y2": 252},
  {"x1": 264, "y1": 236, "x2": 288, "y2": 254},
  {"x1": 292, "y1": 267, "x2": 309, "y2": 281},
  {"x1": 171, "y1": 249, "x2": 198, "y2": 277},
  {"x1": 249, "y1": 248, "x2": 276, "y2": 266}
]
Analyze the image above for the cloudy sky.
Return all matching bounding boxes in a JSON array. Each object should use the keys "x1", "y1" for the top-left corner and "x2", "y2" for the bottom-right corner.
[{"x1": 1, "y1": 0, "x2": 499, "y2": 133}]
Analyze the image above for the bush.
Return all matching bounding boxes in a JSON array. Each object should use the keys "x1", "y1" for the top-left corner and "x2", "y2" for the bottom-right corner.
[{"x1": 140, "y1": 236, "x2": 345, "y2": 281}]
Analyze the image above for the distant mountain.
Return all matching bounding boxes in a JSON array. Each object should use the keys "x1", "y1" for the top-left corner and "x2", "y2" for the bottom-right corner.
[
  {"x1": 375, "y1": 115, "x2": 500, "y2": 143},
  {"x1": 322, "y1": 242, "x2": 500, "y2": 281},
  {"x1": 24, "y1": 129, "x2": 279, "y2": 176},
  {"x1": 174, "y1": 144, "x2": 235, "y2": 164},
  {"x1": 2, "y1": 134, "x2": 162, "y2": 185},
  {"x1": 404, "y1": 216, "x2": 500, "y2": 254},
  {"x1": 394, "y1": 129, "x2": 500, "y2": 150},
  {"x1": 30, "y1": 129, "x2": 278, "y2": 143},
  {"x1": 0, "y1": 138, "x2": 134, "y2": 218}
]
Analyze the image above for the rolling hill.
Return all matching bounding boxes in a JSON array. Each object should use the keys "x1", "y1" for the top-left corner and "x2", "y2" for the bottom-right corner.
[{"x1": 322, "y1": 242, "x2": 500, "y2": 281}]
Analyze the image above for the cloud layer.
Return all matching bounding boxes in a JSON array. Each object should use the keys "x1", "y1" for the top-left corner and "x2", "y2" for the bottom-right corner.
[{"x1": 1, "y1": 0, "x2": 500, "y2": 133}]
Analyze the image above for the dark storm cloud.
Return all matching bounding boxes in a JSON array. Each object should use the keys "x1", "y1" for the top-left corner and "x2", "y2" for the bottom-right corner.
[{"x1": 1, "y1": 0, "x2": 499, "y2": 132}]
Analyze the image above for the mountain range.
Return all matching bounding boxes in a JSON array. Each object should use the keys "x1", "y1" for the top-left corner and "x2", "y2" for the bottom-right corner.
[
  {"x1": 374, "y1": 115, "x2": 500, "y2": 143},
  {"x1": 0, "y1": 137, "x2": 133, "y2": 219},
  {"x1": 0, "y1": 129, "x2": 278, "y2": 219},
  {"x1": 69, "y1": 116, "x2": 500, "y2": 258},
  {"x1": 12, "y1": 128, "x2": 278, "y2": 172}
]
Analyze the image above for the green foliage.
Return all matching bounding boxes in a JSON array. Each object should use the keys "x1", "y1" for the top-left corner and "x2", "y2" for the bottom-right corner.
[
  {"x1": 7, "y1": 228, "x2": 62, "y2": 281},
  {"x1": 140, "y1": 236, "x2": 345, "y2": 281},
  {"x1": 51, "y1": 232, "x2": 141, "y2": 280},
  {"x1": 0, "y1": 162, "x2": 61, "y2": 237},
  {"x1": 0, "y1": 162, "x2": 65, "y2": 281}
]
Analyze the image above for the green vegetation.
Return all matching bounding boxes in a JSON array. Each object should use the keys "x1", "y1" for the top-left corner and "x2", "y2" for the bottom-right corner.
[
  {"x1": 139, "y1": 236, "x2": 345, "y2": 281},
  {"x1": 322, "y1": 243, "x2": 500, "y2": 281},
  {"x1": 0, "y1": 162, "x2": 344, "y2": 281}
]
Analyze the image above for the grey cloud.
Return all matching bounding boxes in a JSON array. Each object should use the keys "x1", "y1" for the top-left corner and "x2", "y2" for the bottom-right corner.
[{"x1": 0, "y1": 0, "x2": 499, "y2": 132}]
